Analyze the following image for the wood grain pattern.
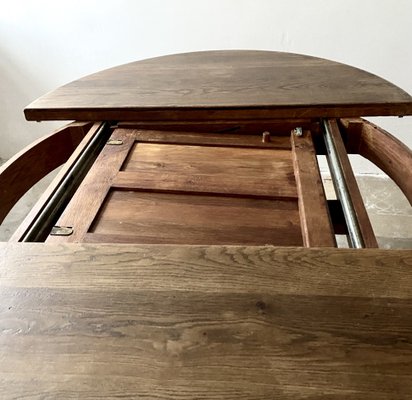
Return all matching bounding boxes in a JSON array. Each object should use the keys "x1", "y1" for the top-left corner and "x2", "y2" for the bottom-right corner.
[
  {"x1": 291, "y1": 131, "x2": 336, "y2": 247},
  {"x1": 130, "y1": 129, "x2": 293, "y2": 148},
  {"x1": 10, "y1": 122, "x2": 102, "y2": 242},
  {"x1": 0, "y1": 243, "x2": 412, "y2": 399},
  {"x1": 325, "y1": 119, "x2": 378, "y2": 248},
  {"x1": 88, "y1": 191, "x2": 302, "y2": 245},
  {"x1": 24, "y1": 50, "x2": 412, "y2": 121},
  {"x1": 48, "y1": 128, "x2": 303, "y2": 245},
  {"x1": 340, "y1": 118, "x2": 412, "y2": 205},
  {"x1": 119, "y1": 142, "x2": 297, "y2": 198},
  {"x1": 0, "y1": 122, "x2": 92, "y2": 224},
  {"x1": 46, "y1": 129, "x2": 135, "y2": 243},
  {"x1": 112, "y1": 169, "x2": 297, "y2": 199}
]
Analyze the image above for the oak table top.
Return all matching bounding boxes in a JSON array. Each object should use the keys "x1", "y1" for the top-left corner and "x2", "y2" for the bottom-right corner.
[
  {"x1": 24, "y1": 50, "x2": 412, "y2": 121},
  {"x1": 0, "y1": 243, "x2": 411, "y2": 399}
]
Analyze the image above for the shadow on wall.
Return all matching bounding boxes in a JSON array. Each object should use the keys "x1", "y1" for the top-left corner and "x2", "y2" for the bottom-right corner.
[{"x1": 0, "y1": 45, "x2": 61, "y2": 160}]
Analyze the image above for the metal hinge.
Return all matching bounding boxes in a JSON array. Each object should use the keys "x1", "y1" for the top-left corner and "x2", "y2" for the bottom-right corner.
[{"x1": 50, "y1": 226, "x2": 74, "y2": 236}]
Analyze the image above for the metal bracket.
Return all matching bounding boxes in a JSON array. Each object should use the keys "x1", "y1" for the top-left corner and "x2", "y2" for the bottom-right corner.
[
  {"x1": 50, "y1": 226, "x2": 74, "y2": 236},
  {"x1": 107, "y1": 139, "x2": 123, "y2": 145}
]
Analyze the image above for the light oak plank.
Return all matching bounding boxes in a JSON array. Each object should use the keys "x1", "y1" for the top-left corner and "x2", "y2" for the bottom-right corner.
[{"x1": 0, "y1": 244, "x2": 411, "y2": 399}]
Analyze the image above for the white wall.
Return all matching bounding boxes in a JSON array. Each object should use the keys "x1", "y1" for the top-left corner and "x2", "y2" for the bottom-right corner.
[{"x1": 1, "y1": 0, "x2": 411, "y2": 173}]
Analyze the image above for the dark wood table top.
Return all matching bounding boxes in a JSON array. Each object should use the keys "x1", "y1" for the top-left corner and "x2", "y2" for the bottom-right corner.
[
  {"x1": 24, "y1": 50, "x2": 412, "y2": 121},
  {"x1": 1, "y1": 243, "x2": 411, "y2": 399}
]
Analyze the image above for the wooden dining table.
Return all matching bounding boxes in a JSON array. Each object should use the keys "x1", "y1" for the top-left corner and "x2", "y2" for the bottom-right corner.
[
  {"x1": 1, "y1": 50, "x2": 412, "y2": 399},
  {"x1": 0, "y1": 243, "x2": 411, "y2": 399}
]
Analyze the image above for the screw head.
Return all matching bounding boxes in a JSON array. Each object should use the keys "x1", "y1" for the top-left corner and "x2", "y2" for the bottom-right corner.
[{"x1": 293, "y1": 127, "x2": 303, "y2": 137}]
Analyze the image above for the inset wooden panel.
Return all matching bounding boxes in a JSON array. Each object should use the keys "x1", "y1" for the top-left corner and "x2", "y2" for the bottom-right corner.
[
  {"x1": 47, "y1": 128, "x2": 302, "y2": 244},
  {"x1": 87, "y1": 190, "x2": 302, "y2": 246},
  {"x1": 120, "y1": 143, "x2": 297, "y2": 198}
]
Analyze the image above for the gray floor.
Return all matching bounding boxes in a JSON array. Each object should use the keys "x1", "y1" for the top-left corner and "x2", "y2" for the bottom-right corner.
[
  {"x1": 323, "y1": 175, "x2": 411, "y2": 249},
  {"x1": 0, "y1": 158, "x2": 411, "y2": 248}
]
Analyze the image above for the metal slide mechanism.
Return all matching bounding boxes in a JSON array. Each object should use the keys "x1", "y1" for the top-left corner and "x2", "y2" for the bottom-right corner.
[
  {"x1": 20, "y1": 122, "x2": 110, "y2": 242},
  {"x1": 322, "y1": 119, "x2": 364, "y2": 248}
]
